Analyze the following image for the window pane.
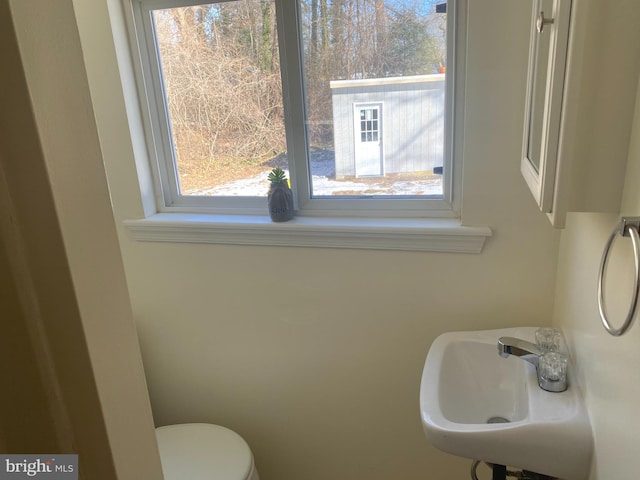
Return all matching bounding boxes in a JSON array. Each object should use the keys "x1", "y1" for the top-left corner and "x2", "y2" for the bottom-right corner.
[
  {"x1": 299, "y1": 0, "x2": 447, "y2": 196},
  {"x1": 152, "y1": 1, "x2": 287, "y2": 197}
]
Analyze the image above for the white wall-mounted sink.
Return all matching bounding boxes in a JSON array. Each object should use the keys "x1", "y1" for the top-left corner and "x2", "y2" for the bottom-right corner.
[{"x1": 420, "y1": 327, "x2": 592, "y2": 479}]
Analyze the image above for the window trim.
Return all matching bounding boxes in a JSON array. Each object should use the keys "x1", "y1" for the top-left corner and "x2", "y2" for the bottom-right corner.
[
  {"x1": 129, "y1": 0, "x2": 465, "y2": 218},
  {"x1": 124, "y1": 213, "x2": 491, "y2": 253}
]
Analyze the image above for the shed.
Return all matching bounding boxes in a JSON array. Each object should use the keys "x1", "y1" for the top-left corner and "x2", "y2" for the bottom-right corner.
[{"x1": 330, "y1": 74, "x2": 444, "y2": 178}]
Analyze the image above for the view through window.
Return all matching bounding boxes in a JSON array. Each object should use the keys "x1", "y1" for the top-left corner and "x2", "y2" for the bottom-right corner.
[{"x1": 151, "y1": 0, "x2": 448, "y2": 198}]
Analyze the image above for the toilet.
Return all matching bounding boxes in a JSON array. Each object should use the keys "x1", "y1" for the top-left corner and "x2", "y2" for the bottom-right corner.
[{"x1": 156, "y1": 423, "x2": 259, "y2": 480}]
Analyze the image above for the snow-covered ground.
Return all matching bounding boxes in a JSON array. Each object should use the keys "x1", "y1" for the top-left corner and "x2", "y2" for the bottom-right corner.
[{"x1": 190, "y1": 150, "x2": 442, "y2": 196}]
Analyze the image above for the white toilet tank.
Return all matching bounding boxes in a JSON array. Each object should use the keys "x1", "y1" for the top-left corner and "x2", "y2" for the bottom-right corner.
[{"x1": 156, "y1": 423, "x2": 259, "y2": 480}]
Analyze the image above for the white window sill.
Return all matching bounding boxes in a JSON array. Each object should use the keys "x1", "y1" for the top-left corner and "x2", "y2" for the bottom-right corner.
[{"x1": 123, "y1": 214, "x2": 492, "y2": 253}]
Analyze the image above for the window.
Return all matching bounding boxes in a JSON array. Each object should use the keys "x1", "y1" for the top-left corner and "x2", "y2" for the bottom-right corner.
[{"x1": 130, "y1": 0, "x2": 461, "y2": 218}]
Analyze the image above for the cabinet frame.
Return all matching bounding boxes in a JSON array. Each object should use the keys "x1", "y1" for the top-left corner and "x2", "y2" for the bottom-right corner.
[{"x1": 521, "y1": 0, "x2": 572, "y2": 214}]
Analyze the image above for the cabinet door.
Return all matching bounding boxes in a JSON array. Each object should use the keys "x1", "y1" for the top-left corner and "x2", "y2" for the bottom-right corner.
[{"x1": 521, "y1": 0, "x2": 571, "y2": 213}]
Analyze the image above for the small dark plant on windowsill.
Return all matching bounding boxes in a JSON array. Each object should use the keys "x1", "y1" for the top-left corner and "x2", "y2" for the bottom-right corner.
[{"x1": 267, "y1": 167, "x2": 294, "y2": 222}]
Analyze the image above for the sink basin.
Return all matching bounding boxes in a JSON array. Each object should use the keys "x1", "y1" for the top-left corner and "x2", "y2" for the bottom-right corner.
[{"x1": 420, "y1": 327, "x2": 592, "y2": 480}]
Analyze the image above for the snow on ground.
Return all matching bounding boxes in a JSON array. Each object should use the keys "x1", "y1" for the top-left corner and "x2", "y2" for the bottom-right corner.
[{"x1": 190, "y1": 150, "x2": 442, "y2": 197}]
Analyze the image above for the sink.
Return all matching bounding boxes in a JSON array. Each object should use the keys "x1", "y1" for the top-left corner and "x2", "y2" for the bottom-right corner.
[{"x1": 420, "y1": 327, "x2": 592, "y2": 480}]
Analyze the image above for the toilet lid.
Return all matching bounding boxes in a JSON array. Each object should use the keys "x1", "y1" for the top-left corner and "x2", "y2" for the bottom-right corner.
[{"x1": 156, "y1": 423, "x2": 254, "y2": 480}]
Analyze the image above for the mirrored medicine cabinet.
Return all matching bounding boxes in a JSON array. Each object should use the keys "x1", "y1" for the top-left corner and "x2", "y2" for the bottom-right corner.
[
  {"x1": 520, "y1": 0, "x2": 640, "y2": 227},
  {"x1": 521, "y1": 0, "x2": 571, "y2": 216}
]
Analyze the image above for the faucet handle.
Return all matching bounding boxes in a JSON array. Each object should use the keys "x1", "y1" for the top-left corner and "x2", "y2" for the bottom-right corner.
[
  {"x1": 535, "y1": 327, "x2": 561, "y2": 352},
  {"x1": 538, "y1": 352, "x2": 568, "y2": 392}
]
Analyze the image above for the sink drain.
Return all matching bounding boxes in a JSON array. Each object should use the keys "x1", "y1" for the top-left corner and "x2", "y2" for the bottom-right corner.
[{"x1": 487, "y1": 416, "x2": 510, "y2": 424}]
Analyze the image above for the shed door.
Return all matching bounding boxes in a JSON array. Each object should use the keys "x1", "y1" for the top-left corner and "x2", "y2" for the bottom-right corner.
[{"x1": 354, "y1": 104, "x2": 383, "y2": 177}]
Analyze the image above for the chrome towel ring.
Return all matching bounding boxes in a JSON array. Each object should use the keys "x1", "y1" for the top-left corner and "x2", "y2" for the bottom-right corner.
[{"x1": 597, "y1": 217, "x2": 640, "y2": 336}]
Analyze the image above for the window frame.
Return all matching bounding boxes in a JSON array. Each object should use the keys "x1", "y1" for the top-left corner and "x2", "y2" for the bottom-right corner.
[{"x1": 130, "y1": 0, "x2": 464, "y2": 219}]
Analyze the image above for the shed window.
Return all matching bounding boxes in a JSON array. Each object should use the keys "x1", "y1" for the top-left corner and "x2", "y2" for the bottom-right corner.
[{"x1": 360, "y1": 109, "x2": 378, "y2": 143}]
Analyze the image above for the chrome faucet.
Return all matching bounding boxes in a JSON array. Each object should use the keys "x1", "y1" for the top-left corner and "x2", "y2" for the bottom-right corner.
[
  {"x1": 498, "y1": 337, "x2": 544, "y2": 365},
  {"x1": 498, "y1": 336, "x2": 568, "y2": 393}
]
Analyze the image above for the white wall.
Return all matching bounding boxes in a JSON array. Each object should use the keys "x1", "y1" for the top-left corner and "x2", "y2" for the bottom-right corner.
[
  {"x1": 73, "y1": 0, "x2": 562, "y2": 479},
  {"x1": 553, "y1": 74, "x2": 640, "y2": 478}
]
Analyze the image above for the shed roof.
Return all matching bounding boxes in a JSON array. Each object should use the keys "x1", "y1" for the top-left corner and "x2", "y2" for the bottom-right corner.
[{"x1": 329, "y1": 74, "x2": 444, "y2": 89}]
